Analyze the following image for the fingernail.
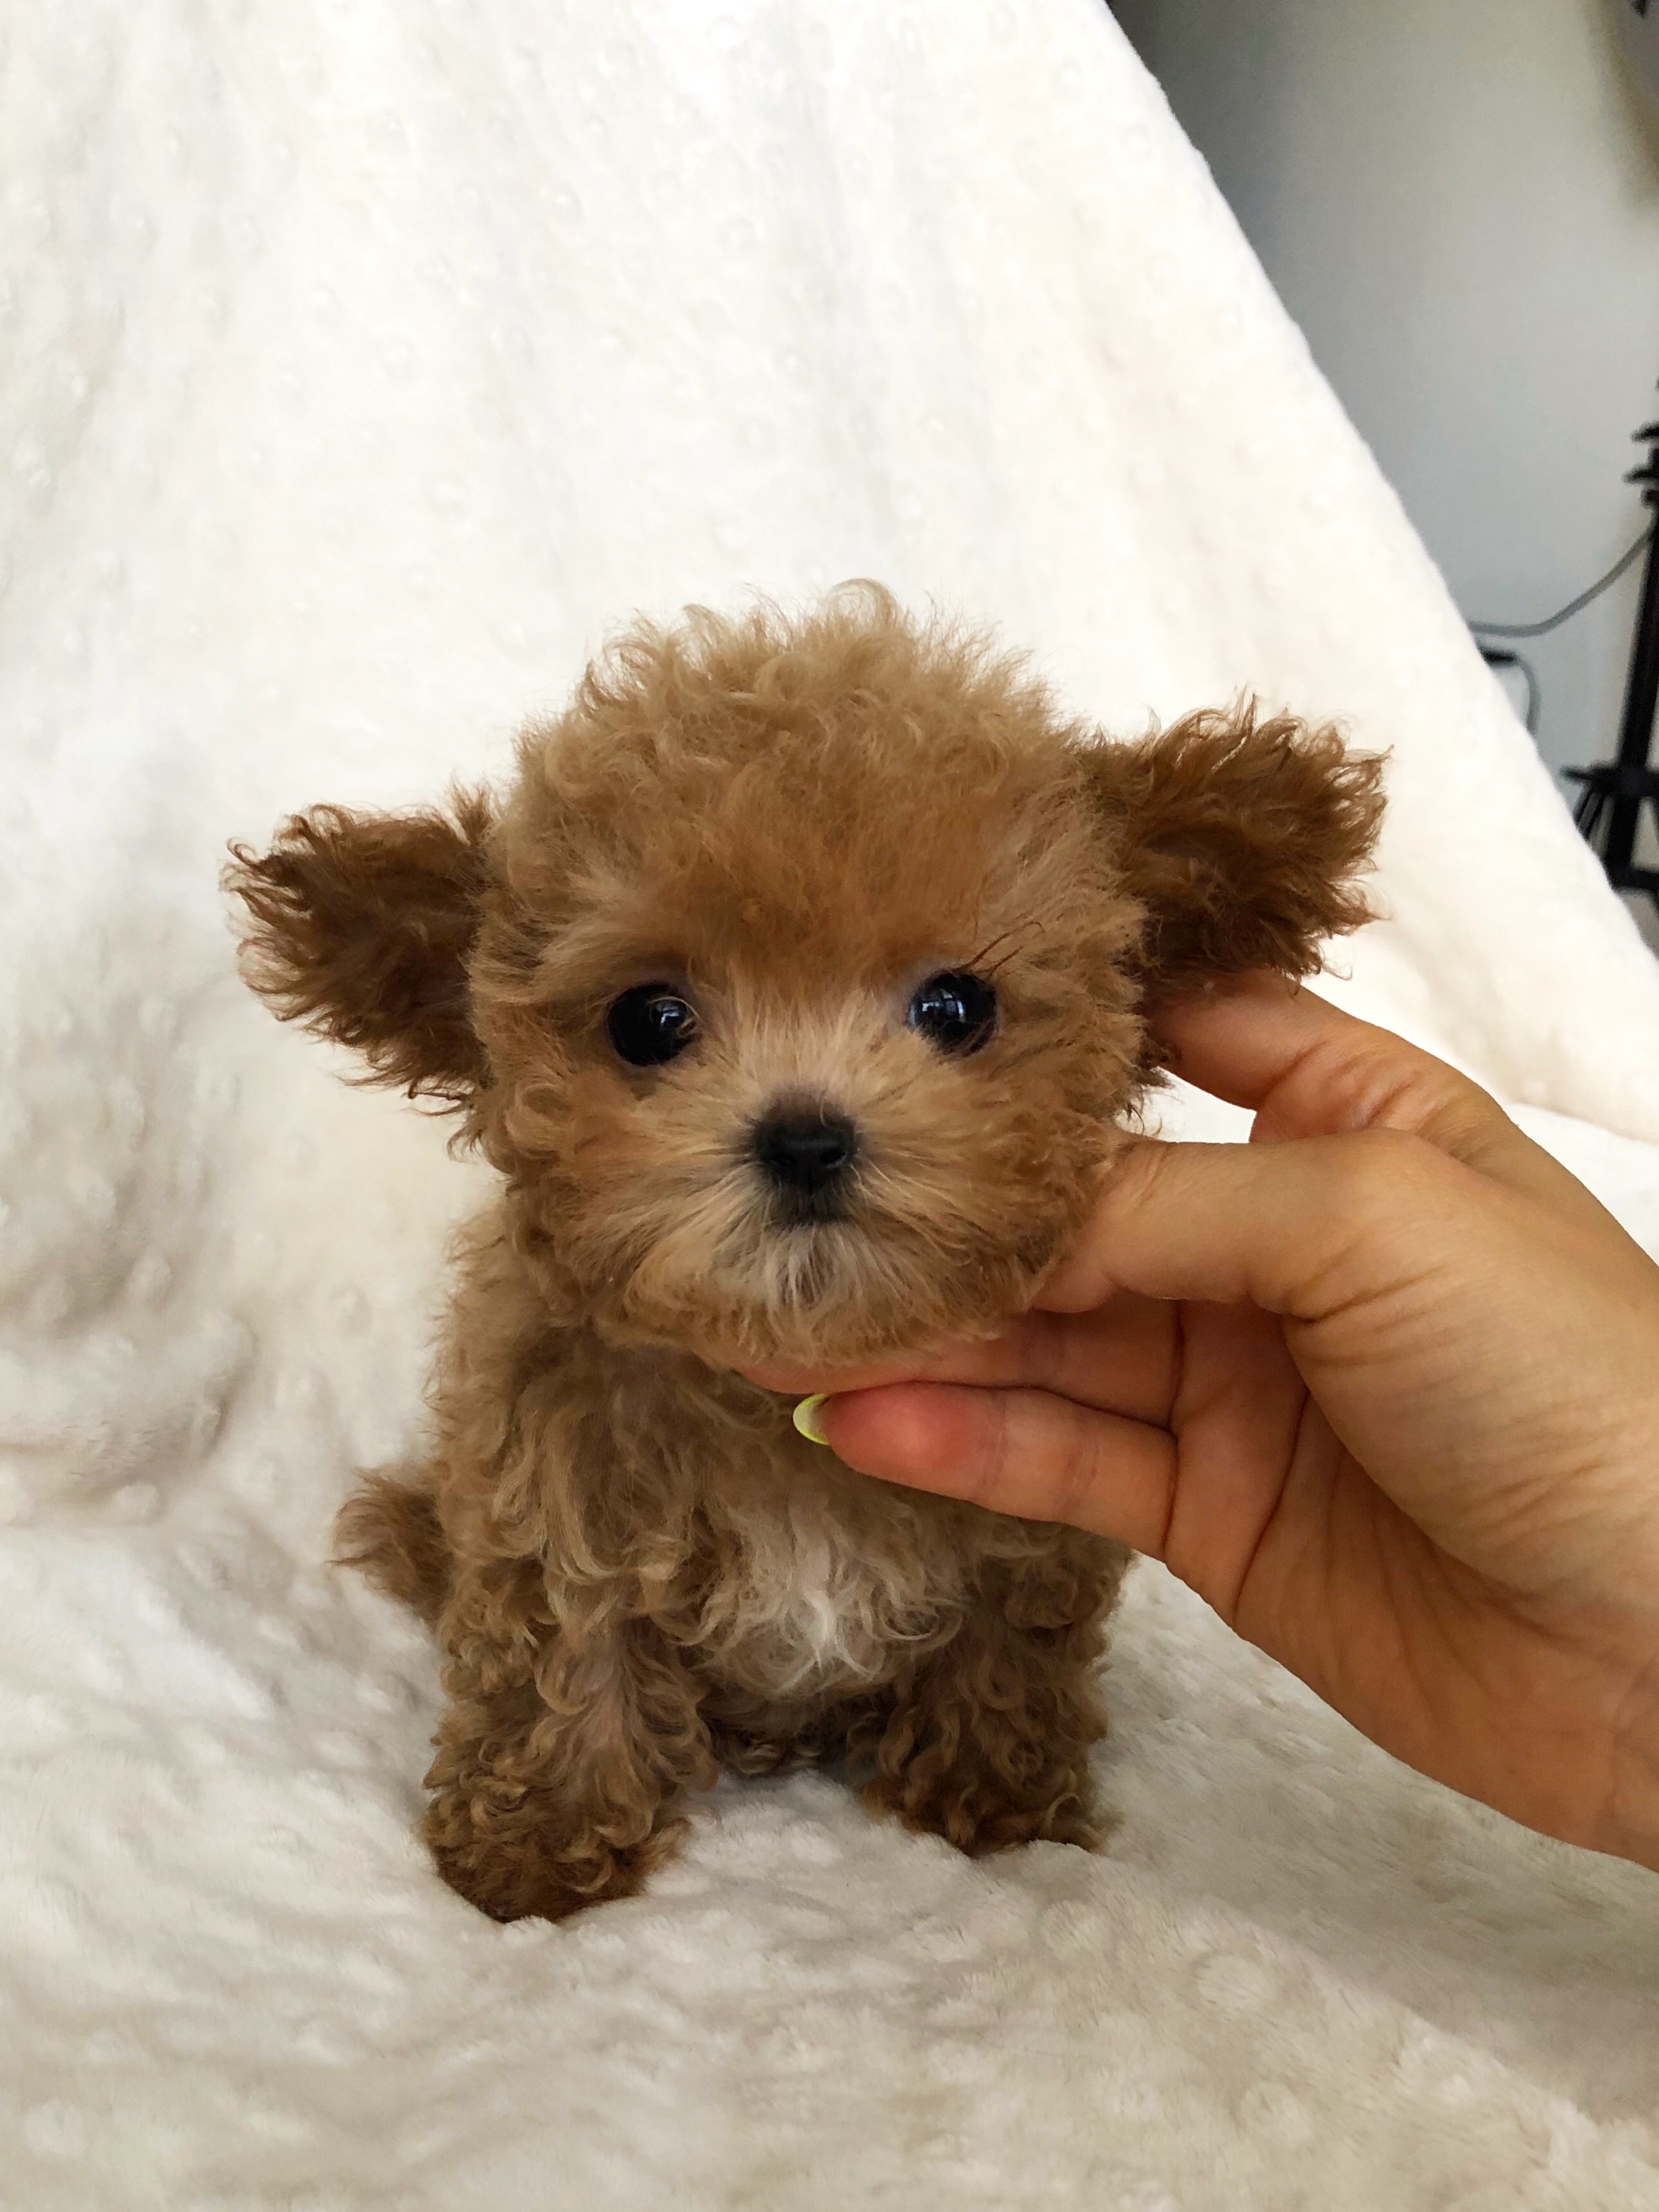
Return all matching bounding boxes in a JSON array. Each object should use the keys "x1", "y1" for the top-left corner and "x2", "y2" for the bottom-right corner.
[{"x1": 792, "y1": 1394, "x2": 831, "y2": 1446}]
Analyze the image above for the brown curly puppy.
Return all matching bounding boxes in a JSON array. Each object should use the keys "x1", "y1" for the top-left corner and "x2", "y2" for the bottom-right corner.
[{"x1": 226, "y1": 587, "x2": 1382, "y2": 1923}]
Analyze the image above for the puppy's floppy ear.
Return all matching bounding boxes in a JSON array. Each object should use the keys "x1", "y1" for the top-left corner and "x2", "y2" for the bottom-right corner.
[
  {"x1": 1079, "y1": 705, "x2": 1384, "y2": 995},
  {"x1": 223, "y1": 787, "x2": 494, "y2": 1107}
]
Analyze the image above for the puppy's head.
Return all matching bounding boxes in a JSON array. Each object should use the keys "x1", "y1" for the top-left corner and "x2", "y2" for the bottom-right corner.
[{"x1": 227, "y1": 589, "x2": 1382, "y2": 1368}]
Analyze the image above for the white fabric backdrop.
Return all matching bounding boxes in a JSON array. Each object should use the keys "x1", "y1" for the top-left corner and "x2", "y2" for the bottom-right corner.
[{"x1": 4, "y1": 3, "x2": 1659, "y2": 2206}]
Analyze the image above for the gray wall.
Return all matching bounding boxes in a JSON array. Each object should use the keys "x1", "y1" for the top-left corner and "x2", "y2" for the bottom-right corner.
[{"x1": 1111, "y1": 0, "x2": 1659, "y2": 799}]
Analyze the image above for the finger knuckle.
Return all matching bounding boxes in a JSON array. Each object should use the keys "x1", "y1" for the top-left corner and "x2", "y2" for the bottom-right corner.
[
  {"x1": 1300, "y1": 1031, "x2": 1504, "y2": 1154},
  {"x1": 1380, "y1": 1060, "x2": 1507, "y2": 1149},
  {"x1": 1047, "y1": 1415, "x2": 1102, "y2": 1528}
]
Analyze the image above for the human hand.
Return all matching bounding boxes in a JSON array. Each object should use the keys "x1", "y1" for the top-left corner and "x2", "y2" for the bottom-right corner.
[{"x1": 748, "y1": 976, "x2": 1659, "y2": 1869}]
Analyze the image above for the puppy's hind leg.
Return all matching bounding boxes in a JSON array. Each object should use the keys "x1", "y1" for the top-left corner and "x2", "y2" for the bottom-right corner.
[{"x1": 334, "y1": 1471, "x2": 452, "y2": 1630}]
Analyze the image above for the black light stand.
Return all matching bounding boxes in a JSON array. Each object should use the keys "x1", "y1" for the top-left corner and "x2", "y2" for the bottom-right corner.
[{"x1": 1566, "y1": 411, "x2": 1659, "y2": 909}]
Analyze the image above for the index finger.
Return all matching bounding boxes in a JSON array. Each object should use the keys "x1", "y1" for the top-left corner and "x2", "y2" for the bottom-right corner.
[{"x1": 1152, "y1": 974, "x2": 1608, "y2": 1223}]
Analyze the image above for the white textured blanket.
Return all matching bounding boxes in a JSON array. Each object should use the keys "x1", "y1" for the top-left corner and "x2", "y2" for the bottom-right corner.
[{"x1": 5, "y1": 4, "x2": 1659, "y2": 2206}]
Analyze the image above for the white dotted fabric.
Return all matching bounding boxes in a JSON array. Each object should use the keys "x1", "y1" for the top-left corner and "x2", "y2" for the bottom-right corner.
[{"x1": 4, "y1": 3, "x2": 1659, "y2": 2207}]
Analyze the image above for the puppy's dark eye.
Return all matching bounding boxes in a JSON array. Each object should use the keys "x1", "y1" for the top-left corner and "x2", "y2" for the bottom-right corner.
[
  {"x1": 606, "y1": 984, "x2": 699, "y2": 1068},
  {"x1": 906, "y1": 971, "x2": 997, "y2": 1056}
]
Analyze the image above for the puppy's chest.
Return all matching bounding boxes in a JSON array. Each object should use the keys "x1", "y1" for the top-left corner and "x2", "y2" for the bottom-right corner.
[{"x1": 686, "y1": 1475, "x2": 968, "y2": 1697}]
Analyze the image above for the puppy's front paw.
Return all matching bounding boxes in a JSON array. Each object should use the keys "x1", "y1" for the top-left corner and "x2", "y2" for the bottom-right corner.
[
  {"x1": 863, "y1": 1754, "x2": 1101, "y2": 1858},
  {"x1": 424, "y1": 1798, "x2": 686, "y2": 1924}
]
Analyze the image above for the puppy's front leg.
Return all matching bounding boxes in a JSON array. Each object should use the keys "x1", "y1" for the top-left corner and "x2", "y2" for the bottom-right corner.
[
  {"x1": 424, "y1": 1562, "x2": 717, "y2": 1922},
  {"x1": 864, "y1": 1544, "x2": 1122, "y2": 1856}
]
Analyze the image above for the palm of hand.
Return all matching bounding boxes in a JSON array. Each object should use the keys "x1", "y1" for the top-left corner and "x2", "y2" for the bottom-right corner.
[{"x1": 1152, "y1": 1292, "x2": 1633, "y2": 1854}]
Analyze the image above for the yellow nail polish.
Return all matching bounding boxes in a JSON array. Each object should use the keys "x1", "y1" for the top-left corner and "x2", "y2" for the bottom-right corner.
[{"x1": 792, "y1": 1394, "x2": 831, "y2": 1446}]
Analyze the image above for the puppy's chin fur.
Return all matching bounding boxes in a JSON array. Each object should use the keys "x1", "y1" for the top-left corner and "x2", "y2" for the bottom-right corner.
[
  {"x1": 604, "y1": 1217, "x2": 1065, "y2": 1372},
  {"x1": 227, "y1": 585, "x2": 1384, "y2": 1924}
]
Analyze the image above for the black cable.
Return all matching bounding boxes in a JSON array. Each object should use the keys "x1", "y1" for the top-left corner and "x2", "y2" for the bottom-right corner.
[{"x1": 1468, "y1": 527, "x2": 1652, "y2": 639}]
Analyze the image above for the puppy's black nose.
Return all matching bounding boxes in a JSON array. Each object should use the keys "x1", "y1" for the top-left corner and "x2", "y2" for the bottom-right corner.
[{"x1": 752, "y1": 1106, "x2": 860, "y2": 1199}]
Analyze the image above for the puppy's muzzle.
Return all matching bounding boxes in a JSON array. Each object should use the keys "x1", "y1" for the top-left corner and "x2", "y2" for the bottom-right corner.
[{"x1": 751, "y1": 1103, "x2": 860, "y2": 1224}]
